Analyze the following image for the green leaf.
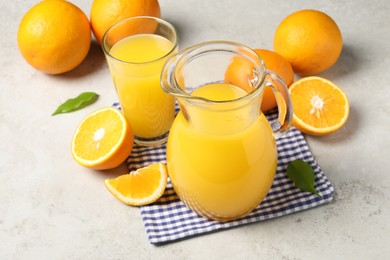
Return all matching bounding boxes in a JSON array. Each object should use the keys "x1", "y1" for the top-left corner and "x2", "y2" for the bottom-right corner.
[
  {"x1": 52, "y1": 92, "x2": 99, "y2": 116},
  {"x1": 287, "y1": 159, "x2": 321, "y2": 197}
]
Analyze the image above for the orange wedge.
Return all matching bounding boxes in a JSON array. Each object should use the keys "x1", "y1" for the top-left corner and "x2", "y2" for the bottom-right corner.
[
  {"x1": 71, "y1": 107, "x2": 134, "y2": 170},
  {"x1": 104, "y1": 163, "x2": 168, "y2": 206},
  {"x1": 289, "y1": 76, "x2": 350, "y2": 136}
]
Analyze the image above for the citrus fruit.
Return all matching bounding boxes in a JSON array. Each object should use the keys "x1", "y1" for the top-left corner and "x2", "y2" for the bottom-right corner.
[
  {"x1": 17, "y1": 0, "x2": 91, "y2": 74},
  {"x1": 104, "y1": 163, "x2": 168, "y2": 206},
  {"x1": 289, "y1": 76, "x2": 349, "y2": 136},
  {"x1": 71, "y1": 107, "x2": 134, "y2": 170},
  {"x1": 255, "y1": 49, "x2": 294, "y2": 112},
  {"x1": 90, "y1": 0, "x2": 161, "y2": 44},
  {"x1": 274, "y1": 9, "x2": 343, "y2": 76},
  {"x1": 224, "y1": 49, "x2": 294, "y2": 112}
]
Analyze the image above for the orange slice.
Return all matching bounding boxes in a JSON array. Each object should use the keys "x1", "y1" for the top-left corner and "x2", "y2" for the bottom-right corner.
[
  {"x1": 289, "y1": 76, "x2": 350, "y2": 136},
  {"x1": 104, "y1": 163, "x2": 168, "y2": 206},
  {"x1": 71, "y1": 107, "x2": 134, "y2": 170}
]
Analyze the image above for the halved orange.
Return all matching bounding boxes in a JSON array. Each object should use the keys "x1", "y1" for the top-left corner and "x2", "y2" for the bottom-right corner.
[
  {"x1": 71, "y1": 107, "x2": 134, "y2": 170},
  {"x1": 289, "y1": 76, "x2": 349, "y2": 136},
  {"x1": 104, "y1": 163, "x2": 168, "y2": 206}
]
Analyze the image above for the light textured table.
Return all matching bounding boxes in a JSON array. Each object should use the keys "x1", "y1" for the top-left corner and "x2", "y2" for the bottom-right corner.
[{"x1": 2, "y1": 0, "x2": 389, "y2": 259}]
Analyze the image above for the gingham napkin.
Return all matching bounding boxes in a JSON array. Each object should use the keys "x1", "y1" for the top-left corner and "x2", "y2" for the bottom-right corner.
[{"x1": 114, "y1": 103, "x2": 334, "y2": 244}]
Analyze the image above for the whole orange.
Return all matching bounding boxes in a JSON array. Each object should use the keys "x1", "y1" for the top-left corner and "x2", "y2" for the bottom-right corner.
[
  {"x1": 255, "y1": 49, "x2": 294, "y2": 111},
  {"x1": 17, "y1": 0, "x2": 91, "y2": 75},
  {"x1": 225, "y1": 49, "x2": 294, "y2": 112},
  {"x1": 274, "y1": 9, "x2": 343, "y2": 76},
  {"x1": 90, "y1": 0, "x2": 161, "y2": 44}
]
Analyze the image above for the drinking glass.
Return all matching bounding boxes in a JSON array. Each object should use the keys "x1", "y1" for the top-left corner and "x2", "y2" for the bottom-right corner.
[{"x1": 102, "y1": 16, "x2": 178, "y2": 146}]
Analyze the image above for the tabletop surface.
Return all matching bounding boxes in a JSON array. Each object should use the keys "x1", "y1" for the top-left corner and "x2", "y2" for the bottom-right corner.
[{"x1": 2, "y1": 0, "x2": 390, "y2": 259}]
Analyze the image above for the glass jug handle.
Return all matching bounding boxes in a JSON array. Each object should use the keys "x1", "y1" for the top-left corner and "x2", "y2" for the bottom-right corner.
[{"x1": 265, "y1": 70, "x2": 294, "y2": 139}]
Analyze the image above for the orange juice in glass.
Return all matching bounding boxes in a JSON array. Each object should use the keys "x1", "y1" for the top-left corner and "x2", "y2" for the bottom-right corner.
[{"x1": 102, "y1": 16, "x2": 178, "y2": 146}]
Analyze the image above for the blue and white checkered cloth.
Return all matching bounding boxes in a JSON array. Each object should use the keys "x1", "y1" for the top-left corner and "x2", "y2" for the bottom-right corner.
[{"x1": 114, "y1": 103, "x2": 334, "y2": 244}]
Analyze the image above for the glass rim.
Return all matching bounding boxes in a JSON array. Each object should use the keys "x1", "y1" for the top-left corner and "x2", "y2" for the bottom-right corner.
[{"x1": 102, "y1": 16, "x2": 178, "y2": 65}]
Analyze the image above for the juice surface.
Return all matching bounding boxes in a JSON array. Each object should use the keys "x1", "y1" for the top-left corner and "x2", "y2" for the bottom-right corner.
[
  {"x1": 109, "y1": 34, "x2": 176, "y2": 139},
  {"x1": 167, "y1": 83, "x2": 277, "y2": 221}
]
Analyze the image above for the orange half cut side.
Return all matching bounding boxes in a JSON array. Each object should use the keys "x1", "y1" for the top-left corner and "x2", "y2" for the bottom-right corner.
[
  {"x1": 71, "y1": 107, "x2": 134, "y2": 170},
  {"x1": 289, "y1": 76, "x2": 350, "y2": 135}
]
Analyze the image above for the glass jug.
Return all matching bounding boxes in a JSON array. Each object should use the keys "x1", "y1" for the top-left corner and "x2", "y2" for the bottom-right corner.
[{"x1": 161, "y1": 41, "x2": 293, "y2": 221}]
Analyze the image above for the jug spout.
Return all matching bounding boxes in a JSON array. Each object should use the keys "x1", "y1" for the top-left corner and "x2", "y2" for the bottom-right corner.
[
  {"x1": 161, "y1": 41, "x2": 264, "y2": 97},
  {"x1": 161, "y1": 53, "x2": 185, "y2": 98}
]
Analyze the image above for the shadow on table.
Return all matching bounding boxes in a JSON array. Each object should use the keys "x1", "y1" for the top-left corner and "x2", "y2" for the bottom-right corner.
[
  {"x1": 320, "y1": 43, "x2": 363, "y2": 80},
  {"x1": 304, "y1": 104, "x2": 359, "y2": 146},
  {"x1": 55, "y1": 40, "x2": 107, "y2": 79}
]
